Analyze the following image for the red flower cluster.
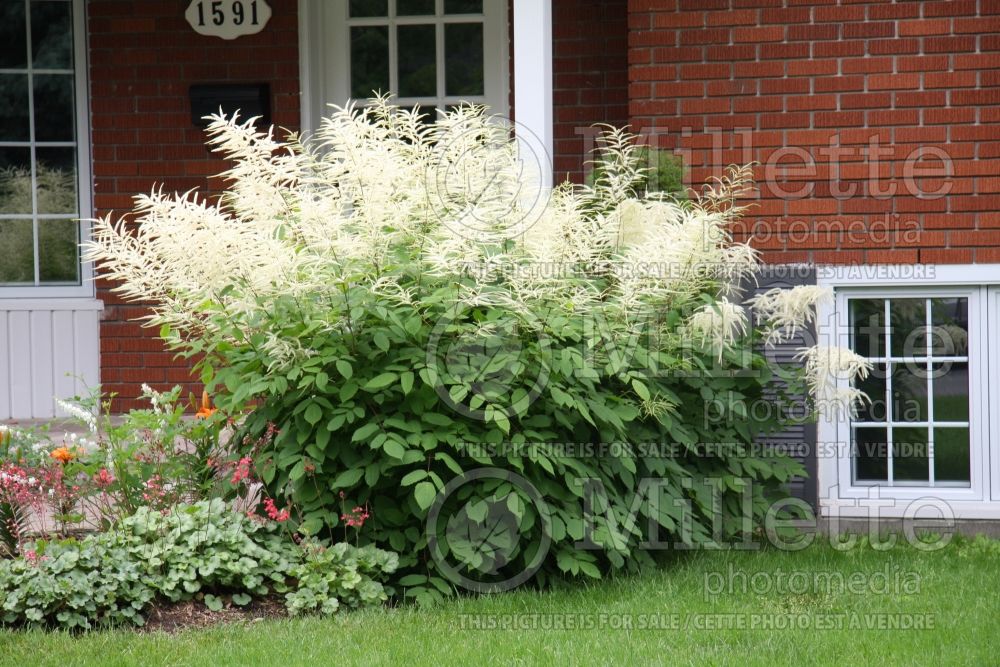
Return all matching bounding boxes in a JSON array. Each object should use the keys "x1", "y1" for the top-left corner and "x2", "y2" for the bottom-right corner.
[
  {"x1": 262, "y1": 497, "x2": 291, "y2": 522},
  {"x1": 141, "y1": 474, "x2": 166, "y2": 503},
  {"x1": 230, "y1": 457, "x2": 253, "y2": 485},
  {"x1": 0, "y1": 463, "x2": 39, "y2": 505},
  {"x1": 341, "y1": 505, "x2": 370, "y2": 528},
  {"x1": 93, "y1": 467, "x2": 115, "y2": 489}
]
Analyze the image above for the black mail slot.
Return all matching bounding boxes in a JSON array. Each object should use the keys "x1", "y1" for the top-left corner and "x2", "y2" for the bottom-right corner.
[{"x1": 190, "y1": 83, "x2": 271, "y2": 127}]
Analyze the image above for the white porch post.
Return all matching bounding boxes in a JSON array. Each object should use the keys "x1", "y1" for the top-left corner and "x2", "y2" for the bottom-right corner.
[{"x1": 512, "y1": 0, "x2": 554, "y2": 187}]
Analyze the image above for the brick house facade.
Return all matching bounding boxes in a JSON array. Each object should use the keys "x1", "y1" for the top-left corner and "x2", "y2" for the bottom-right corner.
[
  {"x1": 80, "y1": 0, "x2": 1000, "y2": 410},
  {"x1": 3, "y1": 0, "x2": 1000, "y2": 519}
]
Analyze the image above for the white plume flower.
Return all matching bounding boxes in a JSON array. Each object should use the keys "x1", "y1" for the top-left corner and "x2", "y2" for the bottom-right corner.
[
  {"x1": 795, "y1": 345, "x2": 873, "y2": 418},
  {"x1": 689, "y1": 300, "x2": 748, "y2": 357},
  {"x1": 56, "y1": 398, "x2": 97, "y2": 431},
  {"x1": 83, "y1": 100, "x2": 763, "y2": 375},
  {"x1": 749, "y1": 285, "x2": 832, "y2": 344}
]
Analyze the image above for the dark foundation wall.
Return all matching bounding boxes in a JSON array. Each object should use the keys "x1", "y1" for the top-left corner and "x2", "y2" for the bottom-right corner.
[{"x1": 88, "y1": 0, "x2": 301, "y2": 410}]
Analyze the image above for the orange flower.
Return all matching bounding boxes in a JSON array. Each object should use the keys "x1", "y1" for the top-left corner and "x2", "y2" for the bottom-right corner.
[
  {"x1": 196, "y1": 390, "x2": 217, "y2": 419},
  {"x1": 50, "y1": 447, "x2": 75, "y2": 464}
]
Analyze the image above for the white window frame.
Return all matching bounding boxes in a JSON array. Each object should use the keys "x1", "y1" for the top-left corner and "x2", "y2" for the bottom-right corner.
[
  {"x1": 299, "y1": 0, "x2": 509, "y2": 136},
  {"x1": 0, "y1": 0, "x2": 93, "y2": 299},
  {"x1": 816, "y1": 264, "x2": 1000, "y2": 519}
]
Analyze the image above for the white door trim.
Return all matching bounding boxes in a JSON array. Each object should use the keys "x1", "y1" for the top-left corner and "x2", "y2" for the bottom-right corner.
[{"x1": 512, "y1": 0, "x2": 553, "y2": 188}]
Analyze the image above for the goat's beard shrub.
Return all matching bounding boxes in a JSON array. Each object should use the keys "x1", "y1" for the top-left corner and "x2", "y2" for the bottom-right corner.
[{"x1": 85, "y1": 100, "x2": 868, "y2": 601}]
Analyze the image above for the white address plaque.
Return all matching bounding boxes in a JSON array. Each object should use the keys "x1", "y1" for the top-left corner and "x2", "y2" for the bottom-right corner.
[{"x1": 185, "y1": 0, "x2": 272, "y2": 40}]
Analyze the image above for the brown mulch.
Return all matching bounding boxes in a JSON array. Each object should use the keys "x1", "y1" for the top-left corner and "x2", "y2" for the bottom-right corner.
[{"x1": 140, "y1": 596, "x2": 288, "y2": 634}]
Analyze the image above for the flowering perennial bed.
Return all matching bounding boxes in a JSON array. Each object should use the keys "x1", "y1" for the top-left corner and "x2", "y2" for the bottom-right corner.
[{"x1": 2, "y1": 100, "x2": 872, "y2": 626}]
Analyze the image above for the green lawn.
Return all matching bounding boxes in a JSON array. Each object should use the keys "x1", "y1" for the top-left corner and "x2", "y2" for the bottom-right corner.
[{"x1": 2, "y1": 537, "x2": 998, "y2": 666}]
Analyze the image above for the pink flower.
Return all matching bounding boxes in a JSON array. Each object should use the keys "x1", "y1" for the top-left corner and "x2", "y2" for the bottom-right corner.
[
  {"x1": 141, "y1": 474, "x2": 168, "y2": 503},
  {"x1": 23, "y1": 549, "x2": 46, "y2": 565},
  {"x1": 93, "y1": 468, "x2": 115, "y2": 490},
  {"x1": 230, "y1": 457, "x2": 253, "y2": 485},
  {"x1": 340, "y1": 504, "x2": 370, "y2": 529},
  {"x1": 263, "y1": 497, "x2": 291, "y2": 522}
]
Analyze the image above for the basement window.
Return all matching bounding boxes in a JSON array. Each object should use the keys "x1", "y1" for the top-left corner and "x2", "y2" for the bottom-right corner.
[{"x1": 848, "y1": 295, "x2": 972, "y2": 488}]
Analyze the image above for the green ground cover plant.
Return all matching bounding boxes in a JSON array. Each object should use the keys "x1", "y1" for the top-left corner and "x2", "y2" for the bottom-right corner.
[{"x1": 0, "y1": 499, "x2": 397, "y2": 630}]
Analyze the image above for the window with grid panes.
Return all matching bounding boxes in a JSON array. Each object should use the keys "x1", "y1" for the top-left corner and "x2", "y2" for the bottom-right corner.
[
  {"x1": 0, "y1": 0, "x2": 86, "y2": 290},
  {"x1": 848, "y1": 295, "x2": 973, "y2": 488}
]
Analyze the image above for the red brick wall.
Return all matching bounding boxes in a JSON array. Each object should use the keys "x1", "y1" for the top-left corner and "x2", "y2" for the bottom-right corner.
[
  {"x1": 628, "y1": 0, "x2": 1000, "y2": 265},
  {"x1": 553, "y1": 0, "x2": 630, "y2": 183},
  {"x1": 87, "y1": 1, "x2": 628, "y2": 408},
  {"x1": 88, "y1": 0, "x2": 301, "y2": 410}
]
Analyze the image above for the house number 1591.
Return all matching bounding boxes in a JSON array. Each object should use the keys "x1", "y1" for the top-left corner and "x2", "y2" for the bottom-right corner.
[
  {"x1": 185, "y1": 0, "x2": 272, "y2": 40},
  {"x1": 196, "y1": 1, "x2": 260, "y2": 27}
]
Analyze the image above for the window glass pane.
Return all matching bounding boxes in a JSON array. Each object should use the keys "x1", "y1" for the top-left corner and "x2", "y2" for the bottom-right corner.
[
  {"x1": 445, "y1": 23, "x2": 484, "y2": 97},
  {"x1": 930, "y1": 297, "x2": 968, "y2": 356},
  {"x1": 398, "y1": 25, "x2": 437, "y2": 97},
  {"x1": 854, "y1": 427, "x2": 888, "y2": 482},
  {"x1": 855, "y1": 362, "x2": 886, "y2": 422},
  {"x1": 34, "y1": 147, "x2": 77, "y2": 214},
  {"x1": 891, "y1": 361, "x2": 928, "y2": 422},
  {"x1": 850, "y1": 299, "x2": 884, "y2": 358},
  {"x1": 39, "y1": 218, "x2": 78, "y2": 283},
  {"x1": 852, "y1": 294, "x2": 973, "y2": 488},
  {"x1": 351, "y1": 26, "x2": 389, "y2": 98},
  {"x1": 0, "y1": 0, "x2": 27, "y2": 68},
  {"x1": 893, "y1": 427, "x2": 929, "y2": 483},
  {"x1": 445, "y1": 0, "x2": 483, "y2": 13},
  {"x1": 33, "y1": 73, "x2": 75, "y2": 142},
  {"x1": 0, "y1": 74, "x2": 31, "y2": 141},
  {"x1": 0, "y1": 147, "x2": 33, "y2": 214},
  {"x1": 397, "y1": 0, "x2": 435, "y2": 15},
  {"x1": 349, "y1": 0, "x2": 388, "y2": 17},
  {"x1": 932, "y1": 361, "x2": 969, "y2": 422},
  {"x1": 0, "y1": 219, "x2": 35, "y2": 284},
  {"x1": 889, "y1": 298, "x2": 926, "y2": 358},
  {"x1": 31, "y1": 1, "x2": 73, "y2": 69},
  {"x1": 934, "y1": 428, "x2": 970, "y2": 484}
]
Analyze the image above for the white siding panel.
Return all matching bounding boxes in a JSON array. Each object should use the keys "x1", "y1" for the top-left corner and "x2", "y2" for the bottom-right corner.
[
  {"x1": 8, "y1": 312, "x2": 32, "y2": 418},
  {"x1": 52, "y1": 310, "x2": 77, "y2": 414},
  {"x1": 73, "y1": 309, "x2": 100, "y2": 398},
  {"x1": 0, "y1": 311, "x2": 9, "y2": 419},
  {"x1": 0, "y1": 299, "x2": 102, "y2": 420},
  {"x1": 30, "y1": 311, "x2": 55, "y2": 418}
]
